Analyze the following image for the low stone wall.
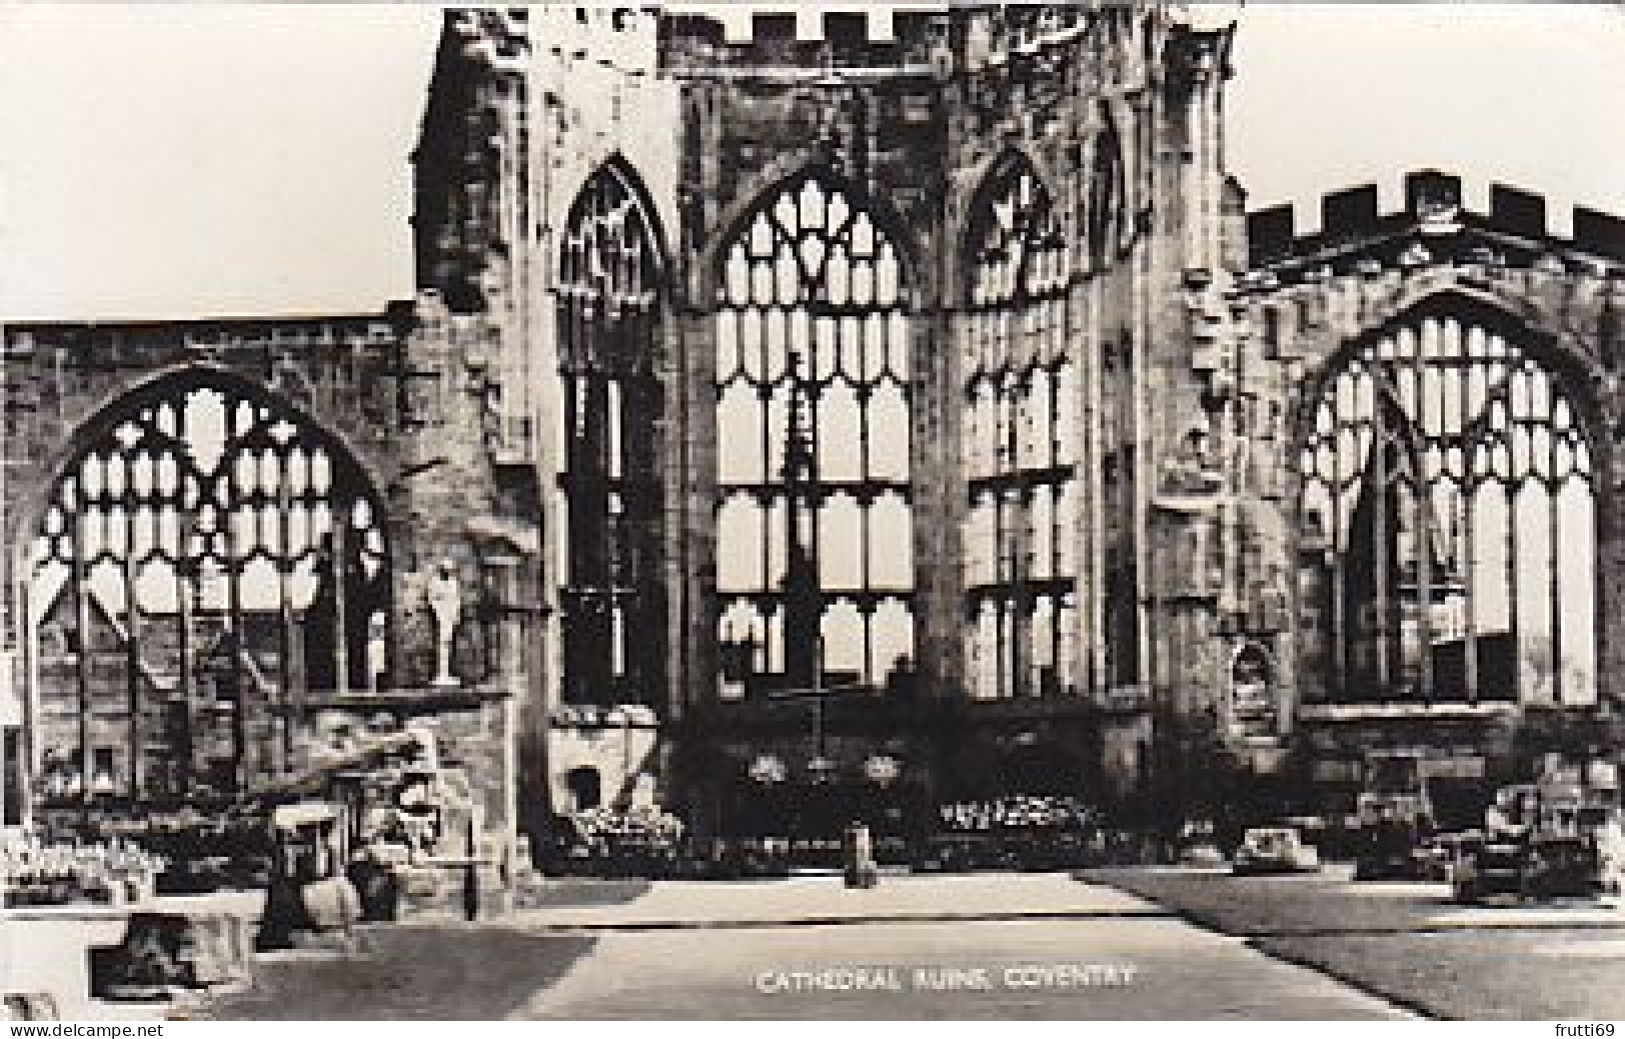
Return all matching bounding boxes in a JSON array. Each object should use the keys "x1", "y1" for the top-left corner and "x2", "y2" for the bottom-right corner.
[
  {"x1": 92, "y1": 911, "x2": 257, "y2": 999},
  {"x1": 5, "y1": 893, "x2": 263, "y2": 1015}
]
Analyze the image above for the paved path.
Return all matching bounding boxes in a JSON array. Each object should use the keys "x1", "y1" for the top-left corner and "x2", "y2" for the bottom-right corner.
[
  {"x1": 504, "y1": 874, "x2": 1412, "y2": 1020},
  {"x1": 513, "y1": 871, "x2": 1161, "y2": 930},
  {"x1": 76, "y1": 868, "x2": 1625, "y2": 1019},
  {"x1": 175, "y1": 872, "x2": 1416, "y2": 1020}
]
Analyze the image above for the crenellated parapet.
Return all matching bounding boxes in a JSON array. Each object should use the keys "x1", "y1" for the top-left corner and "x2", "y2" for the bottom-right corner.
[
  {"x1": 1241, "y1": 171, "x2": 1625, "y2": 401},
  {"x1": 1249, "y1": 170, "x2": 1625, "y2": 273},
  {"x1": 656, "y1": 2, "x2": 1208, "y2": 84},
  {"x1": 659, "y1": 7, "x2": 945, "y2": 79}
]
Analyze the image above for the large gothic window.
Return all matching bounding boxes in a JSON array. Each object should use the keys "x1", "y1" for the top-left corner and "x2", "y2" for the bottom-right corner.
[
  {"x1": 1297, "y1": 313, "x2": 1596, "y2": 706},
  {"x1": 26, "y1": 371, "x2": 389, "y2": 804},
  {"x1": 714, "y1": 171, "x2": 913, "y2": 693},
  {"x1": 557, "y1": 161, "x2": 665, "y2": 707},
  {"x1": 963, "y1": 156, "x2": 1081, "y2": 700}
]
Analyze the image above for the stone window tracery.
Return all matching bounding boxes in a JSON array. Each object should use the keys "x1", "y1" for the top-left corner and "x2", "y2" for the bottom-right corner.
[
  {"x1": 714, "y1": 171, "x2": 913, "y2": 692},
  {"x1": 26, "y1": 371, "x2": 389, "y2": 802},
  {"x1": 557, "y1": 160, "x2": 666, "y2": 707},
  {"x1": 963, "y1": 155, "x2": 1081, "y2": 700},
  {"x1": 1297, "y1": 313, "x2": 1596, "y2": 706}
]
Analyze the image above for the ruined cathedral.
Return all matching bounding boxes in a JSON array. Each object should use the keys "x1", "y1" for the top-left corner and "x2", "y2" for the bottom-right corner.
[{"x1": 5, "y1": 4, "x2": 1625, "y2": 865}]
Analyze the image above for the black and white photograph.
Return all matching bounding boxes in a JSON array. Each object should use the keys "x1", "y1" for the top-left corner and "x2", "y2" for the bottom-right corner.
[{"x1": 2, "y1": 0, "x2": 1624, "y2": 1023}]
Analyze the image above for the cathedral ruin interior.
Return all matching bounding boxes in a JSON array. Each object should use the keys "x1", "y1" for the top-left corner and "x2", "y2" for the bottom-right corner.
[{"x1": 5, "y1": 3, "x2": 1625, "y2": 870}]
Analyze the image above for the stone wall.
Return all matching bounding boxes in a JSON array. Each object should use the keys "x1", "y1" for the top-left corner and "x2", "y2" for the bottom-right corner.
[
  {"x1": 1239, "y1": 171, "x2": 1625, "y2": 793},
  {"x1": 1, "y1": 307, "x2": 527, "y2": 858},
  {"x1": 404, "y1": 4, "x2": 1248, "y2": 823}
]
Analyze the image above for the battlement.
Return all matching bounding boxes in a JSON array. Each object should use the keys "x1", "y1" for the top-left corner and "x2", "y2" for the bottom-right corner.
[
  {"x1": 657, "y1": 2, "x2": 1149, "y2": 79},
  {"x1": 659, "y1": 5, "x2": 943, "y2": 76},
  {"x1": 663, "y1": 4, "x2": 959, "y2": 45},
  {"x1": 1248, "y1": 170, "x2": 1625, "y2": 269},
  {"x1": 431, "y1": 5, "x2": 1170, "y2": 84}
]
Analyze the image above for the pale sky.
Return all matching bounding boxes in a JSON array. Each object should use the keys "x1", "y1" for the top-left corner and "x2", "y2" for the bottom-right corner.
[{"x1": 1, "y1": 4, "x2": 1623, "y2": 322}]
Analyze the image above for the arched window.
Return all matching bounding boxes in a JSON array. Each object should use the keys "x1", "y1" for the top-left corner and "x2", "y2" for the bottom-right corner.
[
  {"x1": 565, "y1": 766, "x2": 602, "y2": 811},
  {"x1": 25, "y1": 370, "x2": 389, "y2": 803},
  {"x1": 557, "y1": 161, "x2": 666, "y2": 708},
  {"x1": 713, "y1": 170, "x2": 913, "y2": 692},
  {"x1": 963, "y1": 155, "x2": 1080, "y2": 700},
  {"x1": 1297, "y1": 312, "x2": 1596, "y2": 706},
  {"x1": 1088, "y1": 114, "x2": 1125, "y2": 271}
]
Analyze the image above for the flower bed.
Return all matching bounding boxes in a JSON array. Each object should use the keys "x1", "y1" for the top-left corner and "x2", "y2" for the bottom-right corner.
[
  {"x1": 559, "y1": 806, "x2": 687, "y2": 877},
  {"x1": 1, "y1": 836, "x2": 165, "y2": 907}
]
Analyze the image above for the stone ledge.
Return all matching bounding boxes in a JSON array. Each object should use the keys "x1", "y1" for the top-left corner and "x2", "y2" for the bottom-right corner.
[
  {"x1": 1296, "y1": 702, "x2": 1520, "y2": 722},
  {"x1": 290, "y1": 685, "x2": 511, "y2": 713}
]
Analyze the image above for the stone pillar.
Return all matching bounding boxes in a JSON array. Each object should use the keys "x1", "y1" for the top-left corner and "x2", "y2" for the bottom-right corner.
[
  {"x1": 914, "y1": 292, "x2": 960, "y2": 705},
  {"x1": 672, "y1": 309, "x2": 719, "y2": 714}
]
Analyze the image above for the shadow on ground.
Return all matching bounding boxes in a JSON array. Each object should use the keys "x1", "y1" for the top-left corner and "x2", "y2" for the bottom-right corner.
[
  {"x1": 515, "y1": 878, "x2": 653, "y2": 910},
  {"x1": 197, "y1": 926, "x2": 597, "y2": 1020},
  {"x1": 1084, "y1": 866, "x2": 1625, "y2": 1019},
  {"x1": 1080, "y1": 867, "x2": 1451, "y2": 936}
]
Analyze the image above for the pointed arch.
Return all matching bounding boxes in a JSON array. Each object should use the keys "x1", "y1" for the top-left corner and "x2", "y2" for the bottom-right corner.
[
  {"x1": 15, "y1": 363, "x2": 387, "y2": 557},
  {"x1": 1293, "y1": 292, "x2": 1600, "y2": 708},
  {"x1": 556, "y1": 155, "x2": 669, "y2": 709},
  {"x1": 711, "y1": 164, "x2": 916, "y2": 693},
  {"x1": 698, "y1": 159, "x2": 922, "y2": 308},
  {"x1": 962, "y1": 148, "x2": 1067, "y2": 307},
  {"x1": 559, "y1": 153, "x2": 671, "y2": 308},
  {"x1": 1293, "y1": 288, "x2": 1606, "y2": 467},
  {"x1": 22, "y1": 365, "x2": 392, "y2": 805},
  {"x1": 960, "y1": 145, "x2": 1082, "y2": 702}
]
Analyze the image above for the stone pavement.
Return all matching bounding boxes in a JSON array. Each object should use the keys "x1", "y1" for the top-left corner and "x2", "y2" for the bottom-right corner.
[
  {"x1": 164, "y1": 871, "x2": 1417, "y2": 1019},
  {"x1": 504, "y1": 874, "x2": 1415, "y2": 1020},
  {"x1": 511, "y1": 871, "x2": 1163, "y2": 930}
]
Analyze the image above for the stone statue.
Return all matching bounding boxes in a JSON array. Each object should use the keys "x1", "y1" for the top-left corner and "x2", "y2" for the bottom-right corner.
[
  {"x1": 426, "y1": 560, "x2": 462, "y2": 688},
  {"x1": 1161, "y1": 422, "x2": 1224, "y2": 496},
  {"x1": 366, "y1": 611, "x2": 388, "y2": 694},
  {"x1": 1257, "y1": 565, "x2": 1290, "y2": 632}
]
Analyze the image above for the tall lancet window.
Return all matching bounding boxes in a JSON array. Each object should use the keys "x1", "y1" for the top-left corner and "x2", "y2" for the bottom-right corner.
[
  {"x1": 963, "y1": 156, "x2": 1080, "y2": 700},
  {"x1": 1297, "y1": 310, "x2": 1597, "y2": 706},
  {"x1": 25, "y1": 370, "x2": 390, "y2": 804},
  {"x1": 713, "y1": 171, "x2": 914, "y2": 693},
  {"x1": 557, "y1": 160, "x2": 666, "y2": 707}
]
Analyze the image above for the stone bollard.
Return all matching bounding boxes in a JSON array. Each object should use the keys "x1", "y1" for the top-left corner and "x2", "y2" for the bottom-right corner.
[
  {"x1": 299, "y1": 876, "x2": 363, "y2": 950},
  {"x1": 257, "y1": 875, "x2": 362, "y2": 952},
  {"x1": 843, "y1": 823, "x2": 878, "y2": 890},
  {"x1": 187, "y1": 915, "x2": 252, "y2": 990}
]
